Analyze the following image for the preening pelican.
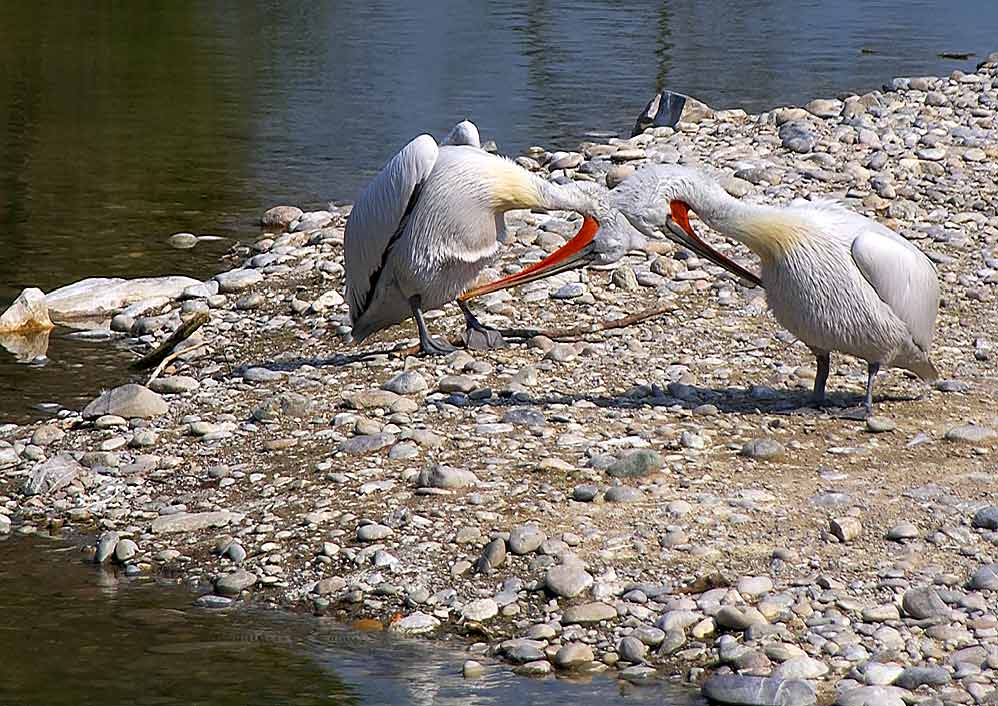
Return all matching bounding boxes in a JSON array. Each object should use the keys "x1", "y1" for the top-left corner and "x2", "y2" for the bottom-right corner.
[
  {"x1": 343, "y1": 121, "x2": 609, "y2": 355},
  {"x1": 465, "y1": 165, "x2": 939, "y2": 414}
]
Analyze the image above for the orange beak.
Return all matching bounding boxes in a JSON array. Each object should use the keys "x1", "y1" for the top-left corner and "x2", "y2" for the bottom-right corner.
[
  {"x1": 665, "y1": 201, "x2": 762, "y2": 288},
  {"x1": 459, "y1": 216, "x2": 601, "y2": 300}
]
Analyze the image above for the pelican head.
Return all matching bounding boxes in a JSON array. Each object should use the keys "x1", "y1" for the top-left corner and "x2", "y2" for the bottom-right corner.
[{"x1": 460, "y1": 180, "x2": 629, "y2": 299}]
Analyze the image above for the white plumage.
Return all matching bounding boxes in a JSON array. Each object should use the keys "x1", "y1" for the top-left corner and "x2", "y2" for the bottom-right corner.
[
  {"x1": 343, "y1": 121, "x2": 606, "y2": 354},
  {"x1": 614, "y1": 165, "x2": 940, "y2": 412}
]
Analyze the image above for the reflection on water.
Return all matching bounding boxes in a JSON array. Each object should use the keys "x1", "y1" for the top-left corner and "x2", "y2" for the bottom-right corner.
[
  {"x1": 0, "y1": 533, "x2": 701, "y2": 706},
  {"x1": 2, "y1": 0, "x2": 997, "y2": 420}
]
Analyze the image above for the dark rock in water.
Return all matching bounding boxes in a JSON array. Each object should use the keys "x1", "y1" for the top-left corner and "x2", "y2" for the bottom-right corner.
[
  {"x1": 702, "y1": 674, "x2": 816, "y2": 706},
  {"x1": 632, "y1": 91, "x2": 714, "y2": 135},
  {"x1": 24, "y1": 453, "x2": 82, "y2": 496},
  {"x1": 778, "y1": 122, "x2": 817, "y2": 153}
]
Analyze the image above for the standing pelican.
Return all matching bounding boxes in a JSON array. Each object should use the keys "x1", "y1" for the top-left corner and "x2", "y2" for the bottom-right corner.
[
  {"x1": 343, "y1": 121, "x2": 607, "y2": 355},
  {"x1": 464, "y1": 165, "x2": 939, "y2": 414}
]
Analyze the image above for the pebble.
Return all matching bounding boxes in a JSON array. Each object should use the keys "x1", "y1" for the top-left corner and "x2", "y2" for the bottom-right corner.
[
  {"x1": 545, "y1": 564, "x2": 593, "y2": 598},
  {"x1": 606, "y1": 449, "x2": 663, "y2": 478},
  {"x1": 830, "y1": 517, "x2": 862, "y2": 542},
  {"x1": 553, "y1": 642, "x2": 594, "y2": 669},
  {"x1": 740, "y1": 438, "x2": 785, "y2": 460},
  {"x1": 702, "y1": 674, "x2": 816, "y2": 706},
  {"x1": 561, "y1": 602, "x2": 616, "y2": 625},
  {"x1": 604, "y1": 486, "x2": 644, "y2": 503},
  {"x1": 215, "y1": 569, "x2": 257, "y2": 596},
  {"x1": 901, "y1": 587, "x2": 950, "y2": 619},
  {"x1": 944, "y1": 424, "x2": 996, "y2": 443},
  {"x1": 508, "y1": 525, "x2": 546, "y2": 555},
  {"x1": 461, "y1": 598, "x2": 498, "y2": 622}
]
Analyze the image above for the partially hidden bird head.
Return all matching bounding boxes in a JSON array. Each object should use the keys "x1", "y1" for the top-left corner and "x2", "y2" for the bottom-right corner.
[{"x1": 460, "y1": 164, "x2": 761, "y2": 300}]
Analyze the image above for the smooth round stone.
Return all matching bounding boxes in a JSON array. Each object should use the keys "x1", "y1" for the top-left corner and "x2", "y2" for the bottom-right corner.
[
  {"x1": 773, "y1": 656, "x2": 829, "y2": 680},
  {"x1": 554, "y1": 642, "x2": 595, "y2": 669},
  {"x1": 740, "y1": 438, "x2": 785, "y2": 460},
  {"x1": 561, "y1": 602, "x2": 616, "y2": 625},
  {"x1": 383, "y1": 371, "x2": 427, "y2": 395},
  {"x1": 461, "y1": 598, "x2": 498, "y2": 622},
  {"x1": 864, "y1": 662, "x2": 904, "y2": 686},
  {"x1": 357, "y1": 524, "x2": 393, "y2": 542},
  {"x1": 95, "y1": 531, "x2": 120, "y2": 563},
  {"x1": 508, "y1": 525, "x2": 546, "y2": 555},
  {"x1": 149, "y1": 376, "x2": 200, "y2": 395},
  {"x1": 605, "y1": 486, "x2": 644, "y2": 503},
  {"x1": 618, "y1": 636, "x2": 648, "y2": 663},
  {"x1": 572, "y1": 484, "x2": 598, "y2": 502},
  {"x1": 114, "y1": 538, "x2": 138, "y2": 563},
  {"x1": 865, "y1": 417, "x2": 896, "y2": 433},
  {"x1": 514, "y1": 660, "x2": 552, "y2": 677},
  {"x1": 545, "y1": 565, "x2": 593, "y2": 598},
  {"x1": 894, "y1": 666, "x2": 951, "y2": 690},
  {"x1": 885, "y1": 523, "x2": 918, "y2": 541},
  {"x1": 225, "y1": 543, "x2": 247, "y2": 563},
  {"x1": 971, "y1": 506, "x2": 998, "y2": 530},
  {"x1": 214, "y1": 569, "x2": 257, "y2": 596},
  {"x1": 737, "y1": 576, "x2": 774, "y2": 599},
  {"x1": 836, "y1": 686, "x2": 907, "y2": 706},
  {"x1": 632, "y1": 626, "x2": 666, "y2": 647},
  {"x1": 901, "y1": 587, "x2": 949, "y2": 619},
  {"x1": 462, "y1": 660, "x2": 485, "y2": 679},
  {"x1": 944, "y1": 424, "x2": 996, "y2": 443},
  {"x1": 243, "y1": 367, "x2": 284, "y2": 383},
  {"x1": 703, "y1": 675, "x2": 816, "y2": 706},
  {"x1": 168, "y1": 232, "x2": 198, "y2": 249}
]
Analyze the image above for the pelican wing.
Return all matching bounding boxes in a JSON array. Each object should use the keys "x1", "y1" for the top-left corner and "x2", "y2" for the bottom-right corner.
[
  {"x1": 850, "y1": 228, "x2": 939, "y2": 351},
  {"x1": 344, "y1": 134, "x2": 439, "y2": 322}
]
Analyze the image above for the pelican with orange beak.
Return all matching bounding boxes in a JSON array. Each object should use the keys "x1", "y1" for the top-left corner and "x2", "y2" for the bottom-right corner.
[
  {"x1": 463, "y1": 165, "x2": 939, "y2": 415},
  {"x1": 344, "y1": 122, "x2": 613, "y2": 355}
]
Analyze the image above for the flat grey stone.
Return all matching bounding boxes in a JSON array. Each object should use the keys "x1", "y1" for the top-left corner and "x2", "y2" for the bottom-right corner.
[
  {"x1": 83, "y1": 384, "x2": 168, "y2": 420},
  {"x1": 545, "y1": 564, "x2": 593, "y2": 598},
  {"x1": 605, "y1": 486, "x2": 644, "y2": 503},
  {"x1": 703, "y1": 674, "x2": 816, "y2": 706},
  {"x1": 214, "y1": 269, "x2": 263, "y2": 293},
  {"x1": 972, "y1": 506, "x2": 998, "y2": 530},
  {"x1": 901, "y1": 587, "x2": 949, "y2": 619},
  {"x1": 894, "y1": 666, "x2": 951, "y2": 690},
  {"x1": 561, "y1": 601, "x2": 616, "y2": 624},
  {"x1": 740, "y1": 438, "x2": 785, "y2": 460},
  {"x1": 508, "y1": 525, "x2": 546, "y2": 555},
  {"x1": 945, "y1": 424, "x2": 996, "y2": 443},
  {"x1": 969, "y1": 564, "x2": 998, "y2": 590},
  {"x1": 215, "y1": 569, "x2": 257, "y2": 596},
  {"x1": 151, "y1": 511, "x2": 243, "y2": 534},
  {"x1": 416, "y1": 465, "x2": 477, "y2": 489},
  {"x1": 836, "y1": 686, "x2": 907, "y2": 706}
]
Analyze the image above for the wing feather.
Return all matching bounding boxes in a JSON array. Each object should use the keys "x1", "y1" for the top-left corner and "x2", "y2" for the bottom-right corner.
[
  {"x1": 344, "y1": 135, "x2": 438, "y2": 322},
  {"x1": 850, "y1": 227, "x2": 939, "y2": 351}
]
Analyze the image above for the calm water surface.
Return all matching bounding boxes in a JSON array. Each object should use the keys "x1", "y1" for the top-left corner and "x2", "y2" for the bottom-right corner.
[
  {"x1": 1, "y1": 0, "x2": 996, "y2": 419},
  {"x1": 0, "y1": 533, "x2": 701, "y2": 706}
]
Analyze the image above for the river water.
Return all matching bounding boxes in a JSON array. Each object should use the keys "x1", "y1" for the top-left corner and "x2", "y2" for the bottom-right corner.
[
  {"x1": 2, "y1": 1, "x2": 998, "y2": 422},
  {"x1": 0, "y1": 532, "x2": 699, "y2": 706}
]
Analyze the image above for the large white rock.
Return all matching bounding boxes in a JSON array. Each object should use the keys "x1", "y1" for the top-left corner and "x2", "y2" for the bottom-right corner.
[
  {"x1": 45, "y1": 276, "x2": 200, "y2": 324},
  {"x1": 0, "y1": 288, "x2": 53, "y2": 332},
  {"x1": 82, "y1": 384, "x2": 168, "y2": 420}
]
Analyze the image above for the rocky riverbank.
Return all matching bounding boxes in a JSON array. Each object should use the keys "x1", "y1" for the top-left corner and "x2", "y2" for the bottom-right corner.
[{"x1": 4, "y1": 55, "x2": 998, "y2": 706}]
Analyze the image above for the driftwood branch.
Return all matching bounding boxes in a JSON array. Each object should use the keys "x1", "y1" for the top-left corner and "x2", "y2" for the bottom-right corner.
[
  {"x1": 130, "y1": 312, "x2": 209, "y2": 371},
  {"x1": 338, "y1": 304, "x2": 675, "y2": 363},
  {"x1": 146, "y1": 341, "x2": 209, "y2": 385}
]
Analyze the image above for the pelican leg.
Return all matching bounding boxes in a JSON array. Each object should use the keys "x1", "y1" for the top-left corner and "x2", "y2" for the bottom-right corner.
[
  {"x1": 863, "y1": 362, "x2": 881, "y2": 415},
  {"x1": 810, "y1": 350, "x2": 830, "y2": 405},
  {"x1": 410, "y1": 296, "x2": 456, "y2": 356},
  {"x1": 458, "y1": 300, "x2": 507, "y2": 351}
]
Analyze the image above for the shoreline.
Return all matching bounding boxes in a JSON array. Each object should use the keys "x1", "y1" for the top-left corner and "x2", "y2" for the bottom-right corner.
[{"x1": 4, "y1": 54, "x2": 998, "y2": 705}]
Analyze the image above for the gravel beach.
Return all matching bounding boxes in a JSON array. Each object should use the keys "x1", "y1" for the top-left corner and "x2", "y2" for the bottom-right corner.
[{"x1": 4, "y1": 54, "x2": 998, "y2": 705}]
